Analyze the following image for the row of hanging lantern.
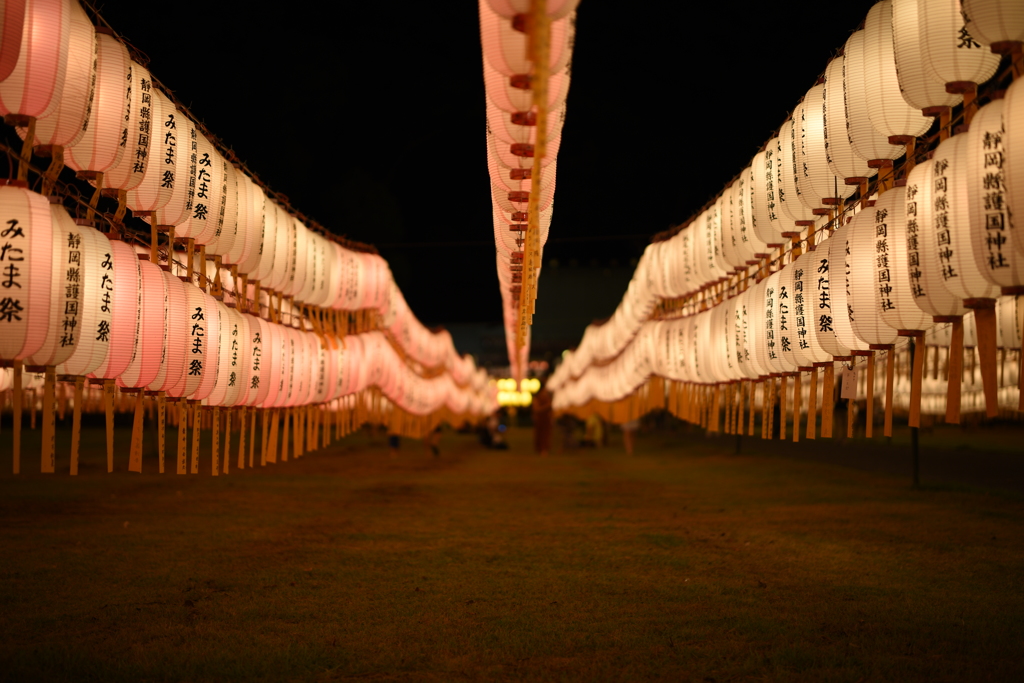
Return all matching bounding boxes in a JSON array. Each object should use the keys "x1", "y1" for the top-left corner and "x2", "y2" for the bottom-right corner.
[
  {"x1": 0, "y1": 0, "x2": 496, "y2": 474},
  {"x1": 478, "y1": 0, "x2": 578, "y2": 380},
  {"x1": 551, "y1": 0, "x2": 1024, "y2": 432}
]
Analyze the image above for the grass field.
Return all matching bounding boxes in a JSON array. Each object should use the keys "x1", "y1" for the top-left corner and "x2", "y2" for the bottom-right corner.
[{"x1": 2, "y1": 422, "x2": 1023, "y2": 682}]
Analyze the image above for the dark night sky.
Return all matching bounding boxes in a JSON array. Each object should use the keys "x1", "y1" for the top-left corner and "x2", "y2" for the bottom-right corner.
[{"x1": 94, "y1": 1, "x2": 876, "y2": 328}]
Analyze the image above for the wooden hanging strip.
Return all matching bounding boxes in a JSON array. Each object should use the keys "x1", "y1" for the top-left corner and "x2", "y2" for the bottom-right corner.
[
  {"x1": 41, "y1": 367, "x2": 56, "y2": 473},
  {"x1": 157, "y1": 393, "x2": 166, "y2": 473},
  {"x1": 190, "y1": 403, "x2": 201, "y2": 474},
  {"x1": 104, "y1": 379, "x2": 115, "y2": 472},
  {"x1": 748, "y1": 381, "x2": 757, "y2": 437},
  {"x1": 237, "y1": 407, "x2": 247, "y2": 470},
  {"x1": 807, "y1": 368, "x2": 817, "y2": 440},
  {"x1": 176, "y1": 401, "x2": 187, "y2": 474},
  {"x1": 268, "y1": 409, "x2": 280, "y2": 464},
  {"x1": 792, "y1": 372, "x2": 802, "y2": 444},
  {"x1": 211, "y1": 407, "x2": 220, "y2": 476},
  {"x1": 779, "y1": 376, "x2": 788, "y2": 441},
  {"x1": 945, "y1": 317, "x2": 964, "y2": 424},
  {"x1": 70, "y1": 377, "x2": 84, "y2": 475},
  {"x1": 884, "y1": 349, "x2": 895, "y2": 437},
  {"x1": 12, "y1": 361, "x2": 22, "y2": 474},
  {"x1": 910, "y1": 333, "x2": 925, "y2": 428},
  {"x1": 260, "y1": 408, "x2": 269, "y2": 466},
  {"x1": 865, "y1": 353, "x2": 876, "y2": 439},
  {"x1": 822, "y1": 364, "x2": 834, "y2": 438},
  {"x1": 129, "y1": 390, "x2": 144, "y2": 473},
  {"x1": 281, "y1": 409, "x2": 291, "y2": 462},
  {"x1": 968, "y1": 301, "x2": 999, "y2": 418}
]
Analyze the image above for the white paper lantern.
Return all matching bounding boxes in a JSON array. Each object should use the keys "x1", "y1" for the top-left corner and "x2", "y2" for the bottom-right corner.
[
  {"x1": 918, "y1": 0, "x2": 1000, "y2": 91},
  {"x1": 843, "y1": 29, "x2": 910, "y2": 162},
  {"x1": 963, "y1": 0, "x2": 1024, "y2": 49},
  {"x1": 871, "y1": 185, "x2": 934, "y2": 332},
  {"x1": 846, "y1": 204, "x2": 899, "y2": 346},
  {"x1": 892, "y1": 0, "x2": 962, "y2": 112}
]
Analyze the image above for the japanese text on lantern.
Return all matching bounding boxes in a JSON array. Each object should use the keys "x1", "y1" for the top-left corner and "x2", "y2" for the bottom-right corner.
[
  {"x1": 0, "y1": 218, "x2": 25, "y2": 323},
  {"x1": 250, "y1": 331, "x2": 261, "y2": 390},
  {"x1": 817, "y1": 257, "x2": 833, "y2": 333},
  {"x1": 134, "y1": 78, "x2": 152, "y2": 174},
  {"x1": 933, "y1": 158, "x2": 957, "y2": 281},
  {"x1": 981, "y1": 124, "x2": 1008, "y2": 270},
  {"x1": 779, "y1": 285, "x2": 791, "y2": 353},
  {"x1": 875, "y1": 208, "x2": 895, "y2": 312},
  {"x1": 162, "y1": 113, "x2": 176, "y2": 189},
  {"x1": 96, "y1": 251, "x2": 114, "y2": 343},
  {"x1": 189, "y1": 306, "x2": 204, "y2": 376},
  {"x1": 766, "y1": 287, "x2": 776, "y2": 360},
  {"x1": 60, "y1": 231, "x2": 83, "y2": 348},
  {"x1": 794, "y1": 267, "x2": 809, "y2": 349},
  {"x1": 905, "y1": 183, "x2": 926, "y2": 298}
]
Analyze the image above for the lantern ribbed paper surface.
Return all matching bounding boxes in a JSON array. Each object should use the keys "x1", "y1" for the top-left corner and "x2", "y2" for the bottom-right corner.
[
  {"x1": 89, "y1": 240, "x2": 138, "y2": 379},
  {"x1": 872, "y1": 186, "x2": 933, "y2": 332},
  {"x1": 57, "y1": 223, "x2": 108, "y2": 376},
  {"x1": 891, "y1": 0, "x2": 961, "y2": 112},
  {"x1": 750, "y1": 150, "x2": 785, "y2": 245},
  {"x1": 963, "y1": 0, "x2": 1024, "y2": 47},
  {"x1": 847, "y1": 205, "x2": 899, "y2": 346},
  {"x1": 764, "y1": 269, "x2": 799, "y2": 373},
  {"x1": 146, "y1": 271, "x2": 187, "y2": 393},
  {"x1": 224, "y1": 167, "x2": 254, "y2": 266},
  {"x1": 484, "y1": 0, "x2": 580, "y2": 19},
  {"x1": 100, "y1": 62, "x2": 153, "y2": 192},
  {"x1": 0, "y1": 184, "x2": 53, "y2": 361},
  {"x1": 1000, "y1": 78, "x2": 1024, "y2": 258},
  {"x1": 864, "y1": 1, "x2": 933, "y2": 140},
  {"x1": 25, "y1": 200, "x2": 68, "y2": 367},
  {"x1": 117, "y1": 259, "x2": 166, "y2": 389},
  {"x1": 64, "y1": 32, "x2": 130, "y2": 176},
  {"x1": 903, "y1": 158, "x2": 967, "y2": 317},
  {"x1": 828, "y1": 225, "x2": 871, "y2": 352},
  {"x1": 776, "y1": 120, "x2": 818, "y2": 224},
  {"x1": 925, "y1": 134, "x2": 999, "y2": 301},
  {"x1": 22, "y1": 0, "x2": 92, "y2": 148},
  {"x1": 126, "y1": 91, "x2": 174, "y2": 216},
  {"x1": 479, "y1": 1, "x2": 574, "y2": 77},
  {"x1": 177, "y1": 133, "x2": 222, "y2": 240},
  {"x1": 811, "y1": 233, "x2": 853, "y2": 356},
  {"x1": 778, "y1": 263, "x2": 814, "y2": 368},
  {"x1": 843, "y1": 30, "x2": 906, "y2": 161},
  {"x1": 188, "y1": 291, "x2": 220, "y2": 401},
  {"x1": 789, "y1": 250, "x2": 835, "y2": 363},
  {"x1": 0, "y1": 0, "x2": 71, "y2": 120},
  {"x1": 918, "y1": 0, "x2": 1000, "y2": 88},
  {"x1": 0, "y1": 0, "x2": 26, "y2": 83},
  {"x1": 800, "y1": 83, "x2": 856, "y2": 206},
  {"x1": 823, "y1": 57, "x2": 874, "y2": 181},
  {"x1": 966, "y1": 98, "x2": 1024, "y2": 287}
]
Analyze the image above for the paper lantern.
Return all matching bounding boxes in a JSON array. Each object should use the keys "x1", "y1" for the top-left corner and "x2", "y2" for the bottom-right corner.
[
  {"x1": 922, "y1": 134, "x2": 1000, "y2": 302},
  {"x1": 846, "y1": 205, "x2": 899, "y2": 346},
  {"x1": 777, "y1": 262, "x2": 815, "y2": 369},
  {"x1": 1003, "y1": 78, "x2": 1024, "y2": 259},
  {"x1": 918, "y1": 0, "x2": 1000, "y2": 91},
  {"x1": 100, "y1": 62, "x2": 154, "y2": 192},
  {"x1": 203, "y1": 301, "x2": 234, "y2": 406},
  {"x1": 799, "y1": 83, "x2": 857, "y2": 207},
  {"x1": 0, "y1": 0, "x2": 71, "y2": 121},
  {"x1": 824, "y1": 225, "x2": 871, "y2": 353},
  {"x1": 750, "y1": 150, "x2": 787, "y2": 245},
  {"x1": 117, "y1": 259, "x2": 166, "y2": 389},
  {"x1": 177, "y1": 133, "x2": 224, "y2": 241},
  {"x1": 871, "y1": 185, "x2": 933, "y2": 333},
  {"x1": 0, "y1": 0, "x2": 26, "y2": 83},
  {"x1": 892, "y1": 0, "x2": 962, "y2": 112},
  {"x1": 125, "y1": 90, "x2": 174, "y2": 216},
  {"x1": 810, "y1": 232, "x2": 854, "y2": 357},
  {"x1": 902, "y1": 158, "x2": 967, "y2": 317},
  {"x1": 863, "y1": 1, "x2": 934, "y2": 140},
  {"x1": 479, "y1": 2, "x2": 574, "y2": 77},
  {"x1": 188, "y1": 290, "x2": 221, "y2": 401},
  {"x1": 56, "y1": 221, "x2": 109, "y2": 376},
  {"x1": 64, "y1": 31, "x2": 131, "y2": 178},
  {"x1": 145, "y1": 271, "x2": 187, "y2": 394},
  {"x1": 19, "y1": 0, "x2": 92, "y2": 149},
  {"x1": 842, "y1": 29, "x2": 909, "y2": 162},
  {"x1": 484, "y1": 0, "x2": 580, "y2": 19},
  {"x1": 0, "y1": 182, "x2": 53, "y2": 362},
  {"x1": 223, "y1": 167, "x2": 254, "y2": 267},
  {"x1": 788, "y1": 250, "x2": 836, "y2": 364},
  {"x1": 963, "y1": 0, "x2": 1024, "y2": 49},
  {"x1": 822, "y1": 56, "x2": 875, "y2": 181},
  {"x1": 483, "y1": 62, "x2": 570, "y2": 115},
  {"x1": 242, "y1": 313, "x2": 270, "y2": 407},
  {"x1": 764, "y1": 270, "x2": 800, "y2": 374},
  {"x1": 966, "y1": 98, "x2": 1024, "y2": 288},
  {"x1": 776, "y1": 120, "x2": 820, "y2": 226},
  {"x1": 24, "y1": 198, "x2": 71, "y2": 368},
  {"x1": 88, "y1": 240, "x2": 138, "y2": 379}
]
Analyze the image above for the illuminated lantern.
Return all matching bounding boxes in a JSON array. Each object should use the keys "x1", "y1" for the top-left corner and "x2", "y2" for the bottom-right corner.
[
  {"x1": 965, "y1": 98, "x2": 1024, "y2": 289},
  {"x1": 243, "y1": 313, "x2": 270, "y2": 408},
  {"x1": 0, "y1": 183, "x2": 52, "y2": 362},
  {"x1": 116, "y1": 259, "x2": 166, "y2": 389},
  {"x1": 788, "y1": 250, "x2": 836, "y2": 364},
  {"x1": 0, "y1": 0, "x2": 26, "y2": 82},
  {"x1": 204, "y1": 301, "x2": 234, "y2": 406},
  {"x1": 203, "y1": 154, "x2": 239, "y2": 259},
  {"x1": 776, "y1": 120, "x2": 819, "y2": 229},
  {"x1": 999, "y1": 77, "x2": 1024, "y2": 259},
  {"x1": 57, "y1": 222, "x2": 110, "y2": 376},
  {"x1": 842, "y1": 29, "x2": 909, "y2": 163},
  {"x1": 799, "y1": 83, "x2": 857, "y2": 208},
  {"x1": 125, "y1": 90, "x2": 174, "y2": 216},
  {"x1": 917, "y1": 0, "x2": 1000, "y2": 96},
  {"x1": 64, "y1": 31, "x2": 131, "y2": 181},
  {"x1": 764, "y1": 270, "x2": 800, "y2": 374},
  {"x1": 25, "y1": 199, "x2": 76, "y2": 368},
  {"x1": 811, "y1": 232, "x2": 854, "y2": 357},
  {"x1": 822, "y1": 56, "x2": 874, "y2": 182},
  {"x1": 237, "y1": 185, "x2": 267, "y2": 279},
  {"x1": 892, "y1": 0, "x2": 962, "y2": 113},
  {"x1": 177, "y1": 133, "x2": 224, "y2": 241},
  {"x1": 223, "y1": 168, "x2": 255, "y2": 268},
  {"x1": 188, "y1": 290, "x2": 221, "y2": 402},
  {"x1": 845, "y1": 205, "x2": 899, "y2": 346},
  {"x1": 750, "y1": 150, "x2": 787, "y2": 246},
  {"x1": 871, "y1": 185, "x2": 933, "y2": 333},
  {"x1": 863, "y1": 1, "x2": 934, "y2": 142},
  {"x1": 147, "y1": 107, "x2": 194, "y2": 230},
  {"x1": 264, "y1": 204, "x2": 292, "y2": 294},
  {"x1": 0, "y1": 0, "x2": 71, "y2": 121},
  {"x1": 146, "y1": 271, "x2": 187, "y2": 394},
  {"x1": 824, "y1": 226, "x2": 871, "y2": 353},
  {"x1": 777, "y1": 262, "x2": 816, "y2": 370},
  {"x1": 100, "y1": 62, "x2": 154, "y2": 192},
  {"x1": 88, "y1": 240, "x2": 138, "y2": 380},
  {"x1": 963, "y1": 0, "x2": 1024, "y2": 50},
  {"x1": 479, "y1": 3, "x2": 574, "y2": 78},
  {"x1": 903, "y1": 158, "x2": 967, "y2": 318},
  {"x1": 19, "y1": 0, "x2": 92, "y2": 150},
  {"x1": 483, "y1": 62, "x2": 570, "y2": 115},
  {"x1": 483, "y1": 0, "x2": 580, "y2": 19}
]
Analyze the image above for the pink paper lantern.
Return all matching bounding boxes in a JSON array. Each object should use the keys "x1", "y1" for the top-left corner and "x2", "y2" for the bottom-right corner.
[
  {"x1": 117, "y1": 259, "x2": 166, "y2": 389},
  {"x1": 146, "y1": 271, "x2": 188, "y2": 394},
  {"x1": 88, "y1": 239, "x2": 138, "y2": 379},
  {"x1": 0, "y1": 182, "x2": 53, "y2": 362},
  {"x1": 0, "y1": 0, "x2": 71, "y2": 120}
]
